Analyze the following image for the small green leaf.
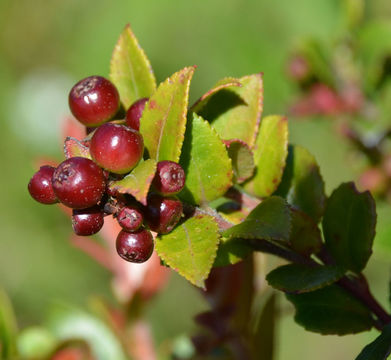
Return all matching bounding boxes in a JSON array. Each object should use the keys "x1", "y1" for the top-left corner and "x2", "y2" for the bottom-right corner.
[
  {"x1": 213, "y1": 237, "x2": 252, "y2": 267},
  {"x1": 179, "y1": 113, "x2": 233, "y2": 205},
  {"x1": 110, "y1": 24, "x2": 156, "y2": 108},
  {"x1": 244, "y1": 115, "x2": 288, "y2": 198},
  {"x1": 140, "y1": 67, "x2": 195, "y2": 163},
  {"x1": 289, "y1": 208, "x2": 322, "y2": 257},
  {"x1": 155, "y1": 214, "x2": 220, "y2": 288},
  {"x1": 64, "y1": 137, "x2": 91, "y2": 159},
  {"x1": 223, "y1": 196, "x2": 291, "y2": 243},
  {"x1": 275, "y1": 145, "x2": 326, "y2": 223},
  {"x1": 108, "y1": 159, "x2": 157, "y2": 205},
  {"x1": 0, "y1": 290, "x2": 18, "y2": 359},
  {"x1": 267, "y1": 264, "x2": 345, "y2": 294},
  {"x1": 47, "y1": 304, "x2": 127, "y2": 360},
  {"x1": 190, "y1": 78, "x2": 241, "y2": 113},
  {"x1": 322, "y1": 182, "x2": 376, "y2": 273},
  {"x1": 197, "y1": 74, "x2": 263, "y2": 148},
  {"x1": 286, "y1": 284, "x2": 373, "y2": 335},
  {"x1": 251, "y1": 293, "x2": 277, "y2": 360},
  {"x1": 355, "y1": 323, "x2": 391, "y2": 360},
  {"x1": 224, "y1": 139, "x2": 255, "y2": 184}
]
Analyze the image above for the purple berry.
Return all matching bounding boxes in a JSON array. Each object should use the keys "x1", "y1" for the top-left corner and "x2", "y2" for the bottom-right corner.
[
  {"x1": 28, "y1": 165, "x2": 58, "y2": 204},
  {"x1": 72, "y1": 206, "x2": 104, "y2": 236},
  {"x1": 125, "y1": 97, "x2": 149, "y2": 131},
  {"x1": 116, "y1": 229, "x2": 154, "y2": 263},
  {"x1": 153, "y1": 161, "x2": 185, "y2": 195},
  {"x1": 117, "y1": 206, "x2": 143, "y2": 232}
]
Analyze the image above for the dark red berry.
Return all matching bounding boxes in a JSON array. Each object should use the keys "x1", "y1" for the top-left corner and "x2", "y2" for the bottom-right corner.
[
  {"x1": 116, "y1": 229, "x2": 154, "y2": 263},
  {"x1": 28, "y1": 165, "x2": 58, "y2": 204},
  {"x1": 117, "y1": 206, "x2": 143, "y2": 232},
  {"x1": 90, "y1": 123, "x2": 144, "y2": 174},
  {"x1": 69, "y1": 76, "x2": 120, "y2": 127},
  {"x1": 125, "y1": 97, "x2": 148, "y2": 131},
  {"x1": 72, "y1": 206, "x2": 104, "y2": 236},
  {"x1": 52, "y1": 157, "x2": 106, "y2": 209},
  {"x1": 144, "y1": 194, "x2": 183, "y2": 234},
  {"x1": 153, "y1": 161, "x2": 185, "y2": 195}
]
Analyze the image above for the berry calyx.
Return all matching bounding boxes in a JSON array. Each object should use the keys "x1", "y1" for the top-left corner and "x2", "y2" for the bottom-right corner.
[
  {"x1": 125, "y1": 97, "x2": 149, "y2": 131},
  {"x1": 28, "y1": 165, "x2": 58, "y2": 204},
  {"x1": 116, "y1": 229, "x2": 154, "y2": 263},
  {"x1": 153, "y1": 160, "x2": 185, "y2": 195},
  {"x1": 144, "y1": 194, "x2": 183, "y2": 234},
  {"x1": 90, "y1": 123, "x2": 144, "y2": 174},
  {"x1": 69, "y1": 76, "x2": 120, "y2": 127},
  {"x1": 72, "y1": 206, "x2": 104, "y2": 236},
  {"x1": 117, "y1": 206, "x2": 143, "y2": 232},
  {"x1": 52, "y1": 157, "x2": 106, "y2": 209}
]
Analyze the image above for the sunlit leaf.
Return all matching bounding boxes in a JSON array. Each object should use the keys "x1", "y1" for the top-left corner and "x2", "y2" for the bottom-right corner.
[{"x1": 224, "y1": 139, "x2": 255, "y2": 183}]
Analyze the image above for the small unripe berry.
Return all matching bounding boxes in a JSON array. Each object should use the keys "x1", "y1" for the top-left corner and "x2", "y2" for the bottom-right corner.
[
  {"x1": 28, "y1": 165, "x2": 58, "y2": 204},
  {"x1": 72, "y1": 206, "x2": 104, "y2": 236},
  {"x1": 117, "y1": 206, "x2": 143, "y2": 232},
  {"x1": 153, "y1": 161, "x2": 185, "y2": 195},
  {"x1": 52, "y1": 157, "x2": 106, "y2": 209},
  {"x1": 125, "y1": 97, "x2": 149, "y2": 131},
  {"x1": 144, "y1": 194, "x2": 183, "y2": 234},
  {"x1": 90, "y1": 123, "x2": 144, "y2": 174},
  {"x1": 116, "y1": 229, "x2": 154, "y2": 263},
  {"x1": 69, "y1": 76, "x2": 120, "y2": 127}
]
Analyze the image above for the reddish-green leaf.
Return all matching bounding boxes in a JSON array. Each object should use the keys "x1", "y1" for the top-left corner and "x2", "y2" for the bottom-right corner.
[
  {"x1": 244, "y1": 115, "x2": 288, "y2": 198},
  {"x1": 223, "y1": 196, "x2": 291, "y2": 243},
  {"x1": 179, "y1": 113, "x2": 233, "y2": 205},
  {"x1": 110, "y1": 24, "x2": 156, "y2": 108},
  {"x1": 224, "y1": 139, "x2": 255, "y2": 184},
  {"x1": 190, "y1": 78, "x2": 241, "y2": 113},
  {"x1": 64, "y1": 137, "x2": 91, "y2": 159},
  {"x1": 267, "y1": 264, "x2": 345, "y2": 294},
  {"x1": 286, "y1": 284, "x2": 373, "y2": 335},
  {"x1": 275, "y1": 145, "x2": 326, "y2": 223},
  {"x1": 322, "y1": 182, "x2": 376, "y2": 273},
  {"x1": 108, "y1": 159, "x2": 157, "y2": 205},
  {"x1": 155, "y1": 214, "x2": 220, "y2": 288},
  {"x1": 140, "y1": 67, "x2": 195, "y2": 163},
  {"x1": 197, "y1": 74, "x2": 263, "y2": 147}
]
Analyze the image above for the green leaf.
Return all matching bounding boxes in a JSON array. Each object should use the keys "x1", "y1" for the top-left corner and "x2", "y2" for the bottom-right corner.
[
  {"x1": 251, "y1": 293, "x2": 277, "y2": 360},
  {"x1": 356, "y1": 323, "x2": 391, "y2": 360},
  {"x1": 110, "y1": 24, "x2": 156, "y2": 108},
  {"x1": 244, "y1": 115, "x2": 288, "y2": 198},
  {"x1": 286, "y1": 284, "x2": 373, "y2": 335},
  {"x1": 139, "y1": 66, "x2": 195, "y2": 163},
  {"x1": 47, "y1": 304, "x2": 128, "y2": 360},
  {"x1": 289, "y1": 208, "x2": 322, "y2": 257},
  {"x1": 190, "y1": 78, "x2": 242, "y2": 113},
  {"x1": 155, "y1": 214, "x2": 220, "y2": 288},
  {"x1": 213, "y1": 237, "x2": 252, "y2": 267},
  {"x1": 64, "y1": 137, "x2": 91, "y2": 159},
  {"x1": 179, "y1": 113, "x2": 233, "y2": 205},
  {"x1": 197, "y1": 74, "x2": 263, "y2": 148},
  {"x1": 223, "y1": 196, "x2": 291, "y2": 243},
  {"x1": 322, "y1": 182, "x2": 376, "y2": 273},
  {"x1": 275, "y1": 145, "x2": 326, "y2": 223},
  {"x1": 0, "y1": 290, "x2": 18, "y2": 359},
  {"x1": 267, "y1": 264, "x2": 345, "y2": 294},
  {"x1": 224, "y1": 139, "x2": 255, "y2": 184},
  {"x1": 108, "y1": 159, "x2": 157, "y2": 205},
  {"x1": 17, "y1": 327, "x2": 56, "y2": 358}
]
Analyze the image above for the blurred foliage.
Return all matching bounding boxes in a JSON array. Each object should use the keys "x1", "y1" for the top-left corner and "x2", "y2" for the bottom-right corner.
[{"x1": 1, "y1": 0, "x2": 391, "y2": 359}]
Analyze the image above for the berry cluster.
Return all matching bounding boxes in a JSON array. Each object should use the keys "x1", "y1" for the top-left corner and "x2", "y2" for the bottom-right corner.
[{"x1": 28, "y1": 76, "x2": 186, "y2": 263}]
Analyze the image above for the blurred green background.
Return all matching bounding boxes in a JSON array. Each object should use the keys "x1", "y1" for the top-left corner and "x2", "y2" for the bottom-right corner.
[{"x1": 1, "y1": 0, "x2": 391, "y2": 358}]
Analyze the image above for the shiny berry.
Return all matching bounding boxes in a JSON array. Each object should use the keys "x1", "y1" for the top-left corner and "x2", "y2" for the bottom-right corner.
[
  {"x1": 125, "y1": 97, "x2": 148, "y2": 131},
  {"x1": 153, "y1": 161, "x2": 185, "y2": 195},
  {"x1": 52, "y1": 157, "x2": 106, "y2": 209},
  {"x1": 69, "y1": 76, "x2": 120, "y2": 127},
  {"x1": 117, "y1": 206, "x2": 143, "y2": 232},
  {"x1": 28, "y1": 165, "x2": 58, "y2": 204},
  {"x1": 90, "y1": 123, "x2": 144, "y2": 174},
  {"x1": 116, "y1": 229, "x2": 154, "y2": 263},
  {"x1": 72, "y1": 206, "x2": 104, "y2": 236},
  {"x1": 144, "y1": 194, "x2": 183, "y2": 234}
]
